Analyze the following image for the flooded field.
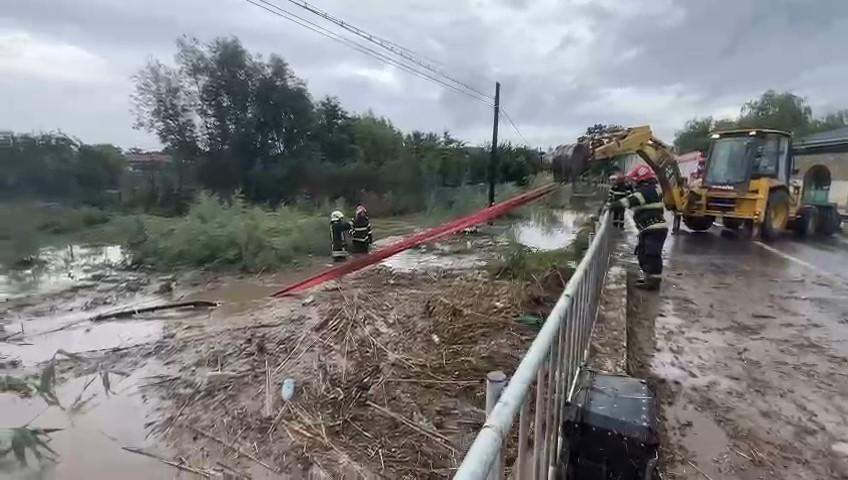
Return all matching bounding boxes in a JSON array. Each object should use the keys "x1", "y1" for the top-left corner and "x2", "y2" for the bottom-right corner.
[
  {"x1": 511, "y1": 209, "x2": 589, "y2": 251},
  {"x1": 0, "y1": 245, "x2": 126, "y2": 300},
  {"x1": 0, "y1": 192, "x2": 598, "y2": 479}
]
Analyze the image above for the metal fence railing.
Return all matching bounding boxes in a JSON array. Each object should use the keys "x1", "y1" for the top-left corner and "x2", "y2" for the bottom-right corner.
[{"x1": 454, "y1": 211, "x2": 614, "y2": 480}]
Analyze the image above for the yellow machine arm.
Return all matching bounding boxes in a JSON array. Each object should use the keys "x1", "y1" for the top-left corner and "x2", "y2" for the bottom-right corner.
[{"x1": 586, "y1": 126, "x2": 686, "y2": 212}]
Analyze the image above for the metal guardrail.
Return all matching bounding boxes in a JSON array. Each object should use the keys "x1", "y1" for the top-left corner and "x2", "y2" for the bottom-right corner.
[{"x1": 454, "y1": 211, "x2": 614, "y2": 480}]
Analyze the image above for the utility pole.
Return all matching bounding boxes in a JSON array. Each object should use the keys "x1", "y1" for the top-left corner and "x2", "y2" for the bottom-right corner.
[{"x1": 488, "y1": 81, "x2": 500, "y2": 206}]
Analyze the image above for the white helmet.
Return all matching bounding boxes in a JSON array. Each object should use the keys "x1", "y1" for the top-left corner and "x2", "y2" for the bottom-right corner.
[{"x1": 330, "y1": 210, "x2": 344, "y2": 221}]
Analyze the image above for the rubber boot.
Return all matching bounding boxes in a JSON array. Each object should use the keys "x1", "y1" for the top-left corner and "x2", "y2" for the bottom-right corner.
[{"x1": 634, "y1": 274, "x2": 661, "y2": 291}]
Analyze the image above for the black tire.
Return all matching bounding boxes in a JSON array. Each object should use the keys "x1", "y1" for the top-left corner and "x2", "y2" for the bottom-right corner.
[
  {"x1": 723, "y1": 218, "x2": 743, "y2": 230},
  {"x1": 794, "y1": 208, "x2": 817, "y2": 238},
  {"x1": 683, "y1": 215, "x2": 714, "y2": 232},
  {"x1": 761, "y1": 190, "x2": 790, "y2": 241},
  {"x1": 817, "y1": 205, "x2": 842, "y2": 236}
]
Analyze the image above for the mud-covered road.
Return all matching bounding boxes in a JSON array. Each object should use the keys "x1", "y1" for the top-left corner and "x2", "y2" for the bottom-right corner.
[{"x1": 628, "y1": 227, "x2": 848, "y2": 479}]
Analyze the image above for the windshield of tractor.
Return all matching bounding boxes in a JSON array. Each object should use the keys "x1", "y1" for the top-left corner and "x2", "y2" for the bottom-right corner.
[
  {"x1": 705, "y1": 133, "x2": 787, "y2": 185},
  {"x1": 705, "y1": 137, "x2": 751, "y2": 185},
  {"x1": 751, "y1": 134, "x2": 785, "y2": 178}
]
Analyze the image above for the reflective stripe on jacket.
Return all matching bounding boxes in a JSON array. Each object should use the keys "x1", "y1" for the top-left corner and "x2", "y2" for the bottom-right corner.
[
  {"x1": 608, "y1": 182, "x2": 633, "y2": 203},
  {"x1": 617, "y1": 181, "x2": 667, "y2": 232},
  {"x1": 331, "y1": 220, "x2": 350, "y2": 251},
  {"x1": 351, "y1": 216, "x2": 372, "y2": 243}
]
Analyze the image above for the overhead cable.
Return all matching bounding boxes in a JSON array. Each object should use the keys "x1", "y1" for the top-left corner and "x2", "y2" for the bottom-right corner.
[
  {"x1": 245, "y1": 0, "x2": 493, "y2": 106},
  {"x1": 280, "y1": 0, "x2": 493, "y2": 101}
]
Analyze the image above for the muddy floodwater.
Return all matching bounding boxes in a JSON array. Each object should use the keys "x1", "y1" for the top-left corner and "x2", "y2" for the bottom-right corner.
[
  {"x1": 0, "y1": 199, "x2": 596, "y2": 479},
  {"x1": 511, "y1": 209, "x2": 589, "y2": 251},
  {"x1": 0, "y1": 245, "x2": 126, "y2": 300}
]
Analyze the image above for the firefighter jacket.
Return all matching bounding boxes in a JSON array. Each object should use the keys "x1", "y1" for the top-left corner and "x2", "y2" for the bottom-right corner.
[
  {"x1": 331, "y1": 219, "x2": 351, "y2": 252},
  {"x1": 607, "y1": 181, "x2": 633, "y2": 205},
  {"x1": 351, "y1": 215, "x2": 372, "y2": 244},
  {"x1": 615, "y1": 181, "x2": 667, "y2": 232}
]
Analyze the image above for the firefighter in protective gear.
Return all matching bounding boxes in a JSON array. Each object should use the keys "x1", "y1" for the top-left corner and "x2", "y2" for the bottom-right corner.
[
  {"x1": 349, "y1": 204, "x2": 373, "y2": 254},
  {"x1": 608, "y1": 165, "x2": 668, "y2": 290},
  {"x1": 330, "y1": 210, "x2": 351, "y2": 260},
  {"x1": 607, "y1": 168, "x2": 632, "y2": 229}
]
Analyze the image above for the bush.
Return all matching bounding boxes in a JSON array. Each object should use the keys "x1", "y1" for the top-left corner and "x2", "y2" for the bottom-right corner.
[
  {"x1": 420, "y1": 182, "x2": 524, "y2": 225},
  {"x1": 134, "y1": 192, "x2": 327, "y2": 271},
  {"x1": 36, "y1": 206, "x2": 110, "y2": 234}
]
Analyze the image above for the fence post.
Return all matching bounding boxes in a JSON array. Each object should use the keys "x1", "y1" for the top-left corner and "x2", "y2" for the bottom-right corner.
[
  {"x1": 533, "y1": 366, "x2": 547, "y2": 480},
  {"x1": 517, "y1": 400, "x2": 531, "y2": 479},
  {"x1": 486, "y1": 371, "x2": 508, "y2": 480}
]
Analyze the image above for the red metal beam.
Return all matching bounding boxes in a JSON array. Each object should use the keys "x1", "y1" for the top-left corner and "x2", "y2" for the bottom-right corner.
[{"x1": 271, "y1": 183, "x2": 556, "y2": 297}]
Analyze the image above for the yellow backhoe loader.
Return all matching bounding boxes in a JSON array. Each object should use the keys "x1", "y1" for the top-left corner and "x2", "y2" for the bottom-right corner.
[{"x1": 569, "y1": 125, "x2": 841, "y2": 239}]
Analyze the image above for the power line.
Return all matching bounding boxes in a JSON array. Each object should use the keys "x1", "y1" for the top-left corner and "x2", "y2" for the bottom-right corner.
[
  {"x1": 245, "y1": 0, "x2": 535, "y2": 146},
  {"x1": 285, "y1": 0, "x2": 447, "y2": 69},
  {"x1": 501, "y1": 109, "x2": 531, "y2": 146},
  {"x1": 280, "y1": 0, "x2": 493, "y2": 101},
  {"x1": 249, "y1": 0, "x2": 491, "y2": 104},
  {"x1": 244, "y1": 0, "x2": 494, "y2": 106}
]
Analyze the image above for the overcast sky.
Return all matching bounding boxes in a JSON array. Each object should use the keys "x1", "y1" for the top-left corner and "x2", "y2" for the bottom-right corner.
[{"x1": 2, "y1": 0, "x2": 847, "y2": 150}]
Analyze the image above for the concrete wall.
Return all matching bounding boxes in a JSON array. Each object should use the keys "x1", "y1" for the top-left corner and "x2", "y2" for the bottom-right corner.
[{"x1": 794, "y1": 151, "x2": 848, "y2": 208}]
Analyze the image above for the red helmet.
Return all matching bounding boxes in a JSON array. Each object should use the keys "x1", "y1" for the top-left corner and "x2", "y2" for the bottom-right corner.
[{"x1": 626, "y1": 165, "x2": 657, "y2": 183}]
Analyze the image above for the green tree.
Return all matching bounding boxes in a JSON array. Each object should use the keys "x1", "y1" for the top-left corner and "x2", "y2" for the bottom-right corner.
[
  {"x1": 737, "y1": 90, "x2": 813, "y2": 134},
  {"x1": 132, "y1": 36, "x2": 316, "y2": 202},
  {"x1": 350, "y1": 113, "x2": 404, "y2": 166},
  {"x1": 75, "y1": 144, "x2": 125, "y2": 204},
  {"x1": 314, "y1": 96, "x2": 355, "y2": 164},
  {"x1": 809, "y1": 109, "x2": 848, "y2": 134},
  {"x1": 673, "y1": 117, "x2": 716, "y2": 154},
  {"x1": 0, "y1": 133, "x2": 126, "y2": 205}
]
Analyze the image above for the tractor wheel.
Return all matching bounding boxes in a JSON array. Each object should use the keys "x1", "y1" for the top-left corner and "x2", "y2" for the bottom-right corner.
[
  {"x1": 817, "y1": 205, "x2": 842, "y2": 235},
  {"x1": 723, "y1": 218, "x2": 743, "y2": 230},
  {"x1": 683, "y1": 215, "x2": 714, "y2": 232},
  {"x1": 761, "y1": 190, "x2": 790, "y2": 241},
  {"x1": 794, "y1": 208, "x2": 817, "y2": 238}
]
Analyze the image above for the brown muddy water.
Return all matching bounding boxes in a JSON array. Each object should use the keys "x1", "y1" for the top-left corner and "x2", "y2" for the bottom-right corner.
[{"x1": 0, "y1": 203, "x2": 593, "y2": 479}]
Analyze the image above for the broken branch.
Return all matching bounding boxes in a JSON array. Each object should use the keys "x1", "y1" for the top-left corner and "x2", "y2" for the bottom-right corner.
[{"x1": 91, "y1": 301, "x2": 219, "y2": 322}]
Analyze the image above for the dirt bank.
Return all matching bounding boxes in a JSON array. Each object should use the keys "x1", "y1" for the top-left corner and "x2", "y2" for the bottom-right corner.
[{"x1": 119, "y1": 265, "x2": 536, "y2": 479}]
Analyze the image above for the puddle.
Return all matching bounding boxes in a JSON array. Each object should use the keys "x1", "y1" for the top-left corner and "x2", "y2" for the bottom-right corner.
[
  {"x1": 379, "y1": 236, "x2": 487, "y2": 272},
  {"x1": 0, "y1": 245, "x2": 127, "y2": 300},
  {"x1": 377, "y1": 208, "x2": 590, "y2": 272},
  {"x1": 512, "y1": 209, "x2": 588, "y2": 250},
  {"x1": 665, "y1": 400, "x2": 730, "y2": 477},
  {"x1": 380, "y1": 246, "x2": 486, "y2": 272},
  {"x1": 0, "y1": 361, "x2": 174, "y2": 479},
  {"x1": 6, "y1": 317, "x2": 163, "y2": 366}
]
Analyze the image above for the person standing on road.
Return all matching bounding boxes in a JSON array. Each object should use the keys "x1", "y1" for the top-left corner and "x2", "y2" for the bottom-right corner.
[
  {"x1": 607, "y1": 168, "x2": 632, "y2": 229},
  {"x1": 608, "y1": 165, "x2": 668, "y2": 290},
  {"x1": 349, "y1": 204, "x2": 373, "y2": 254}
]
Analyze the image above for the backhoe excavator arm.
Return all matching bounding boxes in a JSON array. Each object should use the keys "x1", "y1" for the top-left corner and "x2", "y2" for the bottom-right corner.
[{"x1": 583, "y1": 125, "x2": 686, "y2": 212}]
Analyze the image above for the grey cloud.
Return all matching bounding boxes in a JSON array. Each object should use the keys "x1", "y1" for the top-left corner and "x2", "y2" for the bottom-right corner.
[{"x1": 1, "y1": 0, "x2": 847, "y2": 149}]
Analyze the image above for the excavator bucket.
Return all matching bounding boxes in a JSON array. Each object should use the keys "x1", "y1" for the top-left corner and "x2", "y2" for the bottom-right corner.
[
  {"x1": 552, "y1": 125, "x2": 687, "y2": 212},
  {"x1": 550, "y1": 142, "x2": 591, "y2": 182}
]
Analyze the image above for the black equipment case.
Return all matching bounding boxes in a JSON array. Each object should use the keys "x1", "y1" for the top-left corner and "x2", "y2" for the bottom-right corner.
[{"x1": 562, "y1": 369, "x2": 659, "y2": 480}]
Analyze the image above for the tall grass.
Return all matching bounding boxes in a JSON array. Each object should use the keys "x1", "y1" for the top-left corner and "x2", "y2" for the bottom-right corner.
[
  {"x1": 133, "y1": 192, "x2": 327, "y2": 271},
  {"x1": 421, "y1": 181, "x2": 525, "y2": 226},
  {"x1": 0, "y1": 202, "x2": 110, "y2": 240},
  {"x1": 0, "y1": 202, "x2": 112, "y2": 265}
]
